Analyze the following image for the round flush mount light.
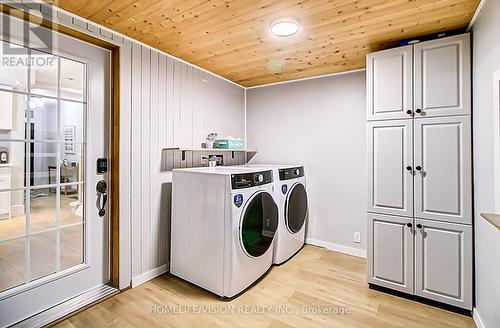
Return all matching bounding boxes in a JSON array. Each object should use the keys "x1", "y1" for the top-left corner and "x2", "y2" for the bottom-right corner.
[{"x1": 270, "y1": 20, "x2": 299, "y2": 37}]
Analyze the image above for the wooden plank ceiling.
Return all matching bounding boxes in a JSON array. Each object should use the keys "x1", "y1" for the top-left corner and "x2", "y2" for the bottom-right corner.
[{"x1": 45, "y1": 0, "x2": 480, "y2": 87}]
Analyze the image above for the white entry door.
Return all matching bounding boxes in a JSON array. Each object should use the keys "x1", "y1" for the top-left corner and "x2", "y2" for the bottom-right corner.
[{"x1": 0, "y1": 13, "x2": 111, "y2": 326}]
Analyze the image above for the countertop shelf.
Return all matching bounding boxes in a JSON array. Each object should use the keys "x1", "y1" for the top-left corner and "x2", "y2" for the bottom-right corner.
[
  {"x1": 480, "y1": 213, "x2": 500, "y2": 230},
  {"x1": 162, "y1": 147, "x2": 257, "y2": 153}
]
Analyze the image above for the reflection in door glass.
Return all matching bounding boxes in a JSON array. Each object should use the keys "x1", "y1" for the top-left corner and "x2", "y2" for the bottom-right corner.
[
  {"x1": 30, "y1": 50, "x2": 58, "y2": 98},
  {"x1": 0, "y1": 238, "x2": 27, "y2": 291},
  {"x1": 61, "y1": 57, "x2": 85, "y2": 101},
  {"x1": 0, "y1": 41, "x2": 28, "y2": 92},
  {"x1": 29, "y1": 187, "x2": 57, "y2": 233},
  {"x1": 29, "y1": 229, "x2": 57, "y2": 280},
  {"x1": 30, "y1": 141, "x2": 58, "y2": 186},
  {"x1": 0, "y1": 191, "x2": 26, "y2": 241},
  {"x1": 29, "y1": 96, "x2": 58, "y2": 140},
  {"x1": 60, "y1": 223, "x2": 83, "y2": 271},
  {"x1": 61, "y1": 101, "x2": 84, "y2": 143},
  {"x1": 0, "y1": 38, "x2": 87, "y2": 293}
]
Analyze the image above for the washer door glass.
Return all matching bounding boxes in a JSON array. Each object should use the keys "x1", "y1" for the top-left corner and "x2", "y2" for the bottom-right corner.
[
  {"x1": 286, "y1": 183, "x2": 308, "y2": 233},
  {"x1": 241, "y1": 192, "x2": 278, "y2": 257}
]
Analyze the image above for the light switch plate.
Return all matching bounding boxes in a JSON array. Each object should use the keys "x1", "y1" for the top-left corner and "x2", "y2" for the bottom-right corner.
[{"x1": 353, "y1": 232, "x2": 361, "y2": 243}]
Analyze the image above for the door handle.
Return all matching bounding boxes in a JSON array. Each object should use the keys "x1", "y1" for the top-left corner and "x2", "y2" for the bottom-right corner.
[{"x1": 96, "y1": 180, "x2": 108, "y2": 217}]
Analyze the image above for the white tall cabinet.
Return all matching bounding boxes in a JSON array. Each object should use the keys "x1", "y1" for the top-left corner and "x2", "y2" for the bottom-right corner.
[{"x1": 366, "y1": 33, "x2": 472, "y2": 310}]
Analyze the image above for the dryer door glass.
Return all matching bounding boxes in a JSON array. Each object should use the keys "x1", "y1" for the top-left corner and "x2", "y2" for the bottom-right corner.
[
  {"x1": 241, "y1": 192, "x2": 278, "y2": 257},
  {"x1": 286, "y1": 183, "x2": 308, "y2": 233}
]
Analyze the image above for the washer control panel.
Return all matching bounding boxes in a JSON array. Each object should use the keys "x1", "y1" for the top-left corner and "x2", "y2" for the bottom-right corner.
[
  {"x1": 231, "y1": 170, "x2": 273, "y2": 190},
  {"x1": 278, "y1": 166, "x2": 305, "y2": 181}
]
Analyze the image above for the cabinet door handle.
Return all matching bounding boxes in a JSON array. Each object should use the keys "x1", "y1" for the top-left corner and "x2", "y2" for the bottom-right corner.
[
  {"x1": 406, "y1": 223, "x2": 413, "y2": 228},
  {"x1": 406, "y1": 110, "x2": 413, "y2": 115},
  {"x1": 415, "y1": 166, "x2": 422, "y2": 171},
  {"x1": 416, "y1": 224, "x2": 423, "y2": 229},
  {"x1": 416, "y1": 108, "x2": 422, "y2": 114},
  {"x1": 406, "y1": 166, "x2": 412, "y2": 171}
]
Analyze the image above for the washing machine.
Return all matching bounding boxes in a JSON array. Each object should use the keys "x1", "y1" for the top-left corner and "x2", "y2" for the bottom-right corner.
[
  {"x1": 170, "y1": 166, "x2": 279, "y2": 298},
  {"x1": 245, "y1": 164, "x2": 308, "y2": 264}
]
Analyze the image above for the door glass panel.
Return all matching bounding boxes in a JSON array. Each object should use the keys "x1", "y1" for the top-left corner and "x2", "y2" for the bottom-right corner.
[
  {"x1": 0, "y1": 38, "x2": 88, "y2": 293},
  {"x1": 60, "y1": 143, "x2": 83, "y2": 183},
  {"x1": 60, "y1": 223, "x2": 83, "y2": 270},
  {"x1": 241, "y1": 192, "x2": 278, "y2": 257},
  {"x1": 30, "y1": 50, "x2": 58, "y2": 98},
  {"x1": 60, "y1": 185, "x2": 83, "y2": 226},
  {"x1": 30, "y1": 142, "x2": 58, "y2": 186},
  {"x1": 29, "y1": 97, "x2": 58, "y2": 141},
  {"x1": 0, "y1": 191, "x2": 26, "y2": 240},
  {"x1": 0, "y1": 91, "x2": 27, "y2": 134},
  {"x1": 0, "y1": 238, "x2": 27, "y2": 291},
  {"x1": 61, "y1": 101, "x2": 84, "y2": 143},
  {"x1": 30, "y1": 230, "x2": 57, "y2": 280},
  {"x1": 286, "y1": 183, "x2": 308, "y2": 233},
  {"x1": 60, "y1": 58, "x2": 85, "y2": 101},
  {"x1": 29, "y1": 188, "x2": 57, "y2": 233},
  {"x1": 0, "y1": 41, "x2": 28, "y2": 92},
  {"x1": 0, "y1": 141, "x2": 26, "y2": 190}
]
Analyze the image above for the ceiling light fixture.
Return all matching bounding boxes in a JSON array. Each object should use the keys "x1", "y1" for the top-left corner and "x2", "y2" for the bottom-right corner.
[{"x1": 270, "y1": 20, "x2": 299, "y2": 37}]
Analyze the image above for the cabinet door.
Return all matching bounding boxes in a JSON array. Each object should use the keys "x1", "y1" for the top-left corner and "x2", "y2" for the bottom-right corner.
[
  {"x1": 367, "y1": 120, "x2": 413, "y2": 217},
  {"x1": 415, "y1": 219, "x2": 472, "y2": 309},
  {"x1": 367, "y1": 214, "x2": 414, "y2": 294},
  {"x1": 414, "y1": 116, "x2": 472, "y2": 224},
  {"x1": 414, "y1": 34, "x2": 471, "y2": 118},
  {"x1": 366, "y1": 45, "x2": 413, "y2": 121}
]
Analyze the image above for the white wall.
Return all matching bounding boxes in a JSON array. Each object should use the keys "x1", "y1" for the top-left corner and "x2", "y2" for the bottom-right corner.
[
  {"x1": 472, "y1": 1, "x2": 500, "y2": 327},
  {"x1": 126, "y1": 43, "x2": 245, "y2": 286},
  {"x1": 246, "y1": 72, "x2": 367, "y2": 256},
  {"x1": 21, "y1": 3, "x2": 246, "y2": 289}
]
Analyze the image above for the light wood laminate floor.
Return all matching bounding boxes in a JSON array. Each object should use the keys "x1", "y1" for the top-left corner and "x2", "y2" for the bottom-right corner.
[{"x1": 54, "y1": 245, "x2": 475, "y2": 328}]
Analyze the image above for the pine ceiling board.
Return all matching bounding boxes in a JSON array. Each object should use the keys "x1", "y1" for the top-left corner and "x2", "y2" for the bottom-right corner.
[
  {"x1": 210, "y1": 4, "x2": 473, "y2": 73},
  {"x1": 45, "y1": 0, "x2": 480, "y2": 87},
  {"x1": 176, "y1": 0, "x2": 472, "y2": 63}
]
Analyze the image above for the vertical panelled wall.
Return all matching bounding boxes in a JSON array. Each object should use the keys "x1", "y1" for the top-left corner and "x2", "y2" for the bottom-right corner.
[
  {"x1": 22, "y1": 3, "x2": 245, "y2": 289},
  {"x1": 128, "y1": 44, "x2": 245, "y2": 285}
]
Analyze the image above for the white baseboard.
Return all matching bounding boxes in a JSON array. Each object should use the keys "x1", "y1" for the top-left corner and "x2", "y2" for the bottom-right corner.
[
  {"x1": 131, "y1": 263, "x2": 168, "y2": 288},
  {"x1": 306, "y1": 238, "x2": 367, "y2": 258},
  {"x1": 11, "y1": 205, "x2": 24, "y2": 218},
  {"x1": 473, "y1": 308, "x2": 487, "y2": 328}
]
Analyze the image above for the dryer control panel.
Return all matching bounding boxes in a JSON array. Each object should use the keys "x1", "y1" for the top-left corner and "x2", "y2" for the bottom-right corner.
[
  {"x1": 231, "y1": 170, "x2": 273, "y2": 189},
  {"x1": 278, "y1": 166, "x2": 305, "y2": 181}
]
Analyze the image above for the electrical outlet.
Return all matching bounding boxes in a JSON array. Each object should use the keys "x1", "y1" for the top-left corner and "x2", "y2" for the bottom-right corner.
[{"x1": 353, "y1": 232, "x2": 361, "y2": 244}]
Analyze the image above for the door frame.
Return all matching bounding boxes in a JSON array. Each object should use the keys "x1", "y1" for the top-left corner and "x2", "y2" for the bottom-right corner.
[
  {"x1": 494, "y1": 68, "x2": 500, "y2": 212},
  {"x1": 0, "y1": 4, "x2": 121, "y2": 288}
]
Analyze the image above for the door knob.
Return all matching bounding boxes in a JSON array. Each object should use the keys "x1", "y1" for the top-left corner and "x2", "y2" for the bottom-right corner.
[
  {"x1": 96, "y1": 180, "x2": 108, "y2": 217},
  {"x1": 416, "y1": 108, "x2": 422, "y2": 114},
  {"x1": 406, "y1": 166, "x2": 412, "y2": 171},
  {"x1": 406, "y1": 110, "x2": 413, "y2": 115},
  {"x1": 415, "y1": 166, "x2": 422, "y2": 171},
  {"x1": 416, "y1": 224, "x2": 423, "y2": 229},
  {"x1": 406, "y1": 223, "x2": 413, "y2": 228}
]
